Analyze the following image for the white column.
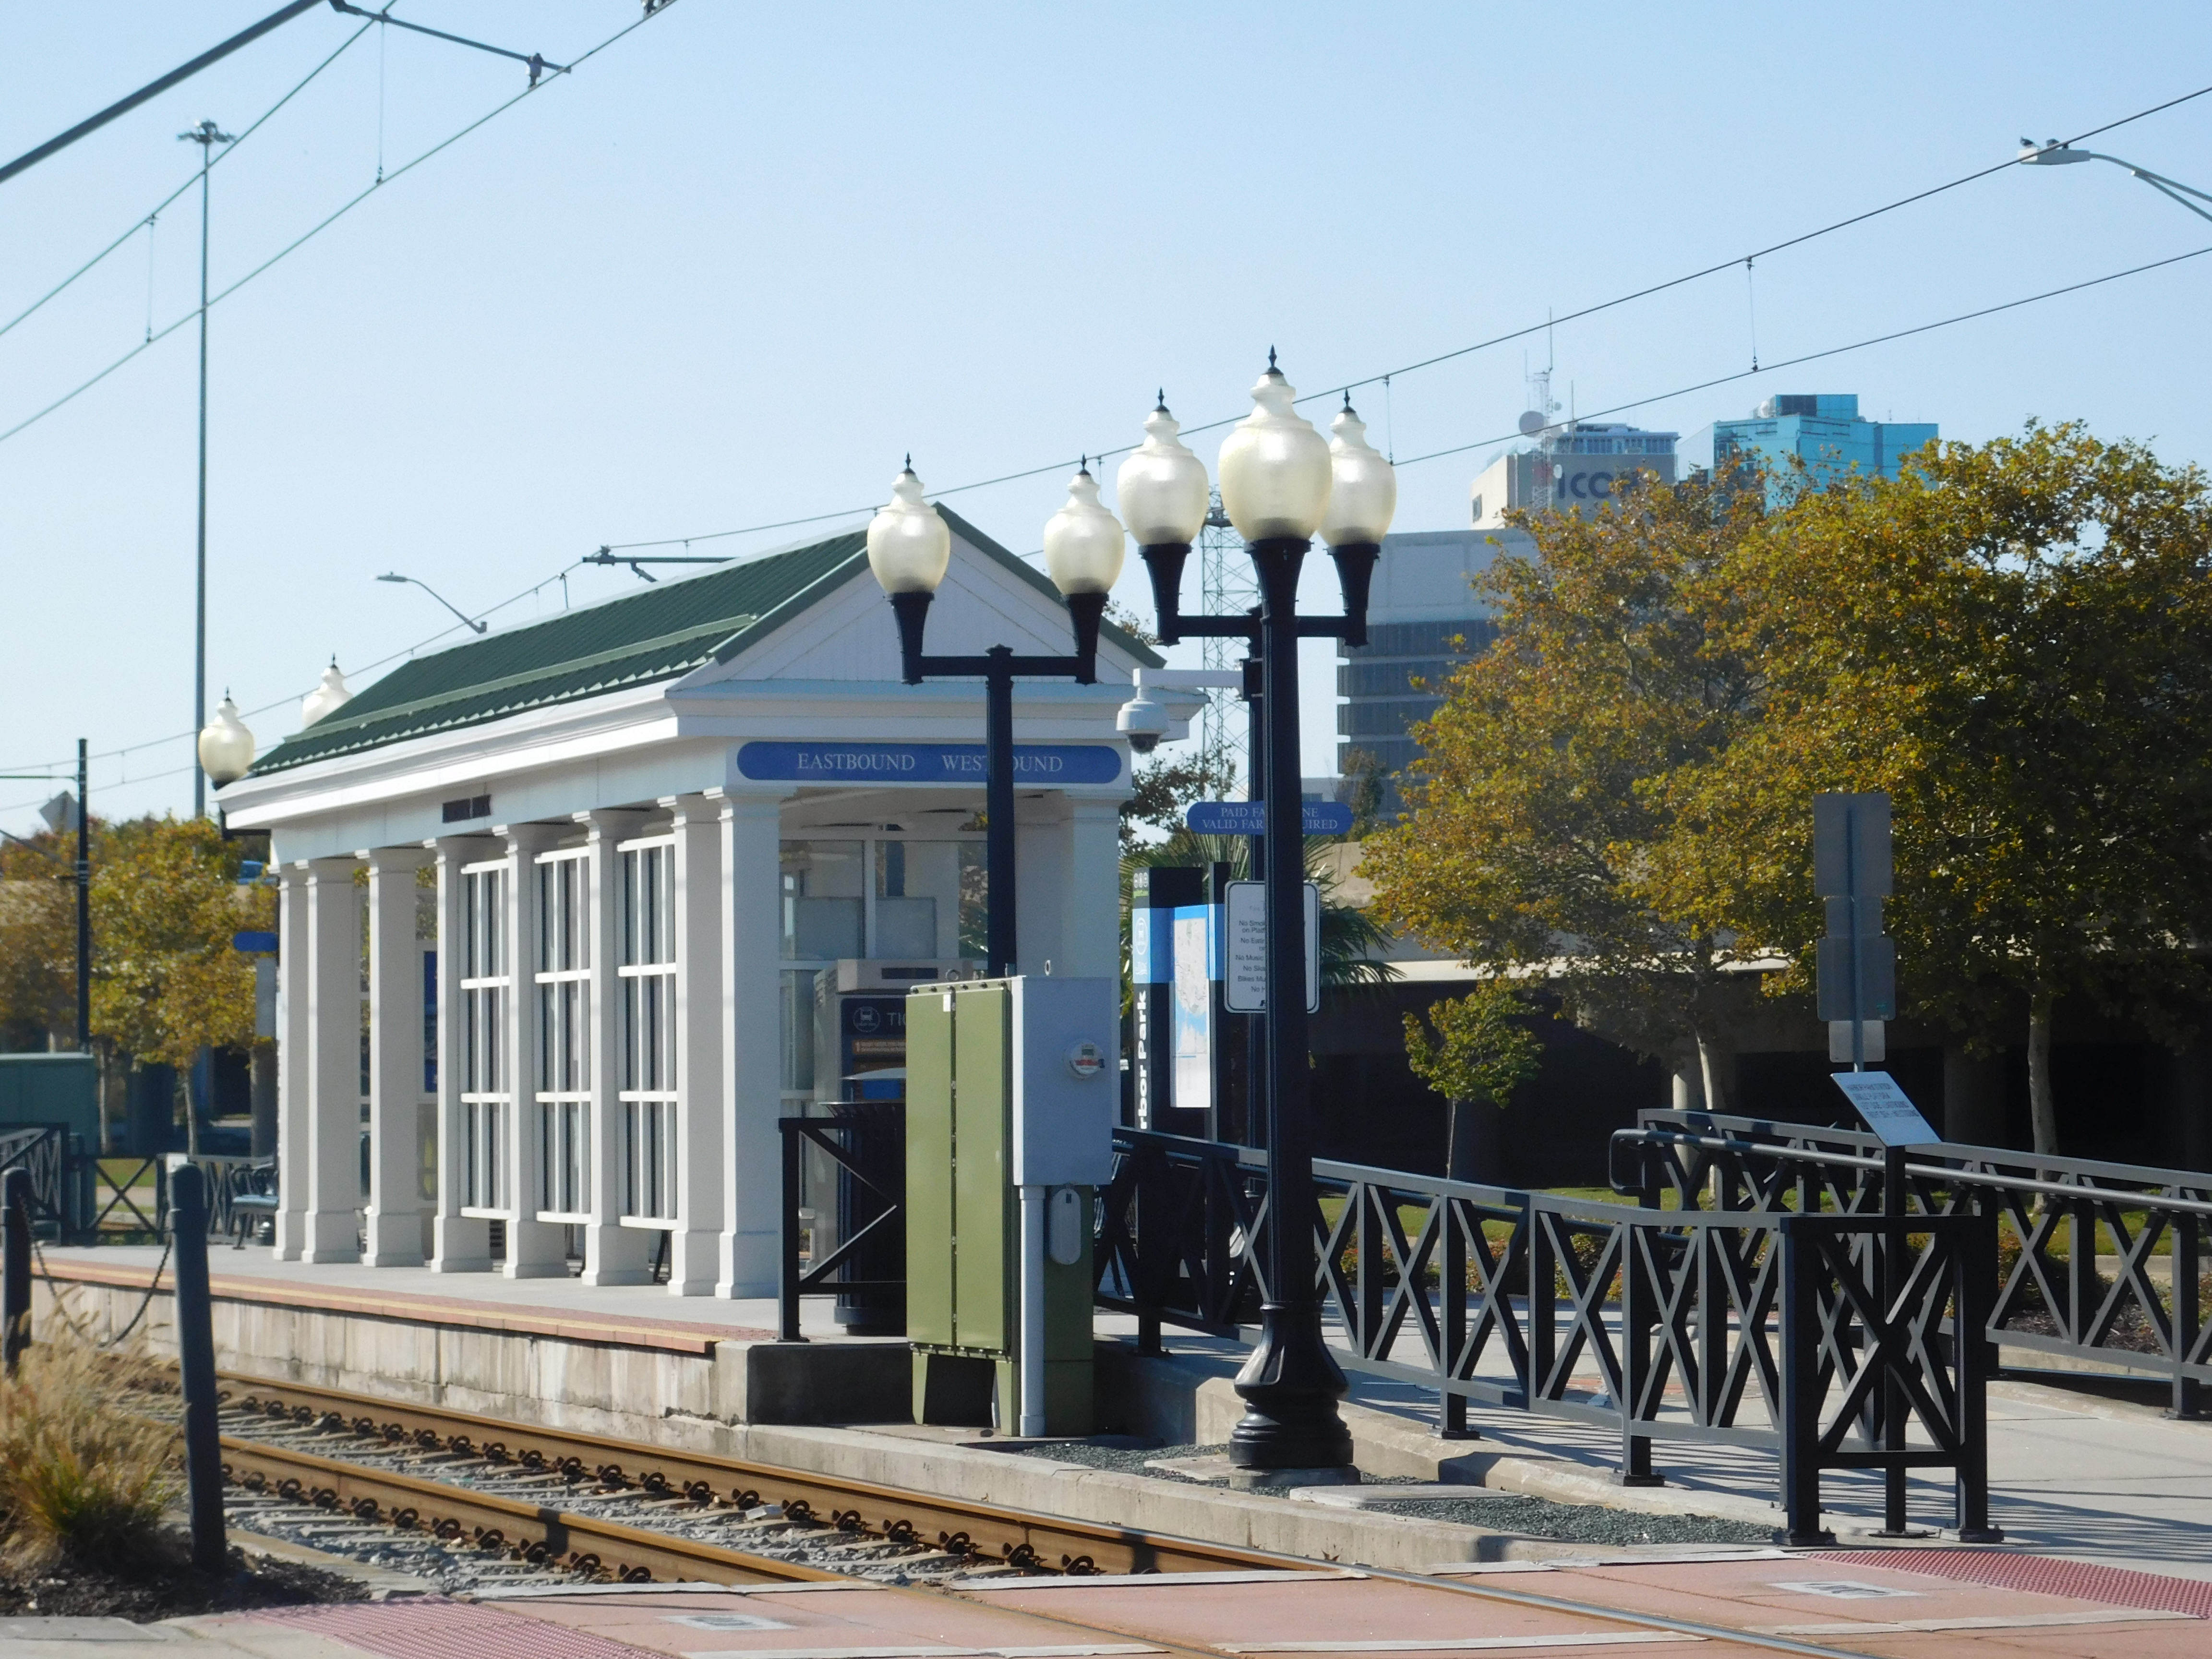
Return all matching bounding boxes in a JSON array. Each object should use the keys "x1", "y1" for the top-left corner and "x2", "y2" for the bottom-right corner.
[
  {"x1": 1060, "y1": 795, "x2": 1124, "y2": 979},
  {"x1": 1013, "y1": 793, "x2": 1072, "y2": 974},
  {"x1": 300, "y1": 856, "x2": 362, "y2": 1263},
  {"x1": 364, "y1": 847, "x2": 432, "y2": 1265},
  {"x1": 431, "y1": 836, "x2": 492, "y2": 1272},
  {"x1": 667, "y1": 794, "x2": 723, "y2": 1296},
  {"x1": 503, "y1": 823, "x2": 568, "y2": 1278},
  {"x1": 272, "y1": 865, "x2": 310, "y2": 1261},
  {"x1": 718, "y1": 790, "x2": 786, "y2": 1298},
  {"x1": 579, "y1": 808, "x2": 652, "y2": 1286}
]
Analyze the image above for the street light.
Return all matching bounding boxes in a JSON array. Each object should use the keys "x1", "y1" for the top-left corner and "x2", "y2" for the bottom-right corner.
[
  {"x1": 301, "y1": 660, "x2": 353, "y2": 727},
  {"x1": 1129, "y1": 356, "x2": 1395, "y2": 1476},
  {"x1": 179, "y1": 117, "x2": 233, "y2": 821},
  {"x1": 378, "y1": 571, "x2": 490, "y2": 635},
  {"x1": 864, "y1": 460, "x2": 1123, "y2": 977},
  {"x1": 2017, "y1": 138, "x2": 2212, "y2": 225},
  {"x1": 196, "y1": 696, "x2": 255, "y2": 786}
]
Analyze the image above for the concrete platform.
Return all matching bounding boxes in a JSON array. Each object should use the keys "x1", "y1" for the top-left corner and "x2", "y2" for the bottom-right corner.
[
  {"x1": 1089, "y1": 1334, "x2": 2212, "y2": 1582},
  {"x1": 14, "y1": 1555, "x2": 2210, "y2": 1659},
  {"x1": 30, "y1": 1245, "x2": 909, "y2": 1429}
]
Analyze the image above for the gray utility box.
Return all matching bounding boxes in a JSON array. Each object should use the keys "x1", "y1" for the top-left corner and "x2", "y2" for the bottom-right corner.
[{"x1": 906, "y1": 976, "x2": 1118, "y2": 1435}]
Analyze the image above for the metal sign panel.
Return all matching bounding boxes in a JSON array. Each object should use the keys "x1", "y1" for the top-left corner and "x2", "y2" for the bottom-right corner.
[
  {"x1": 1220, "y1": 881, "x2": 1320, "y2": 1014},
  {"x1": 1813, "y1": 791, "x2": 1892, "y2": 898},
  {"x1": 1831, "y1": 1070, "x2": 1939, "y2": 1146},
  {"x1": 736, "y1": 741, "x2": 1121, "y2": 785},
  {"x1": 1815, "y1": 936, "x2": 1897, "y2": 1021},
  {"x1": 1186, "y1": 800, "x2": 1354, "y2": 837}
]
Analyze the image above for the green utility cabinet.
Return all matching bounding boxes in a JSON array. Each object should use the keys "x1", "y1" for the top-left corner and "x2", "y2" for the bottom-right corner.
[{"x1": 907, "y1": 976, "x2": 1118, "y2": 1436}]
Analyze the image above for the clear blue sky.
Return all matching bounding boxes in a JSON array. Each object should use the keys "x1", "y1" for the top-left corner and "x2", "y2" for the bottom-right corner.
[{"x1": 7, "y1": 2, "x2": 2212, "y2": 830}]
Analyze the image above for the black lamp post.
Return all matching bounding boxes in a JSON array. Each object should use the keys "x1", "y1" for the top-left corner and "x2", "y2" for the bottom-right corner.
[
  {"x1": 1119, "y1": 361, "x2": 1396, "y2": 1474},
  {"x1": 864, "y1": 461, "x2": 1127, "y2": 977}
]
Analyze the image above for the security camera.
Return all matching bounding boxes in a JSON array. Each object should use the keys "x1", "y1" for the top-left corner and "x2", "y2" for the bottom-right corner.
[{"x1": 1117, "y1": 687, "x2": 1168, "y2": 755}]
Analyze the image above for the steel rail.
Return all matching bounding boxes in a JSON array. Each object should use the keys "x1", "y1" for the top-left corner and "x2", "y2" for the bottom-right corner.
[
  {"x1": 219, "y1": 1434, "x2": 846, "y2": 1587},
  {"x1": 220, "y1": 1372, "x2": 1280, "y2": 1576},
  {"x1": 220, "y1": 1376, "x2": 1895, "y2": 1659}
]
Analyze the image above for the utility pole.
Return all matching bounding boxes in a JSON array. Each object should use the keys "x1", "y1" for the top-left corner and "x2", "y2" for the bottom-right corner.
[
  {"x1": 180, "y1": 120, "x2": 232, "y2": 820},
  {"x1": 75, "y1": 739, "x2": 89, "y2": 1049}
]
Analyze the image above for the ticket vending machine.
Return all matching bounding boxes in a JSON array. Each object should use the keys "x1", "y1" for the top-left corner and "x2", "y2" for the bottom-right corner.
[{"x1": 905, "y1": 976, "x2": 1118, "y2": 1435}]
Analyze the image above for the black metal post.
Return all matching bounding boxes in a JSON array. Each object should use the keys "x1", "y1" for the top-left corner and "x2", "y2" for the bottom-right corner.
[
  {"x1": 76, "y1": 738, "x2": 90, "y2": 1050},
  {"x1": 886, "y1": 589, "x2": 1103, "y2": 982},
  {"x1": 779, "y1": 1119, "x2": 805, "y2": 1343},
  {"x1": 169, "y1": 1165, "x2": 228, "y2": 1574},
  {"x1": 1242, "y1": 655, "x2": 1268, "y2": 1153},
  {"x1": 2, "y1": 1167, "x2": 29, "y2": 1374},
  {"x1": 2175, "y1": 1211, "x2": 2202, "y2": 1419},
  {"x1": 985, "y1": 651, "x2": 1017, "y2": 976},
  {"x1": 1226, "y1": 538, "x2": 1353, "y2": 1473},
  {"x1": 1880, "y1": 1142, "x2": 1909, "y2": 1533},
  {"x1": 1778, "y1": 1215, "x2": 1834, "y2": 1545}
]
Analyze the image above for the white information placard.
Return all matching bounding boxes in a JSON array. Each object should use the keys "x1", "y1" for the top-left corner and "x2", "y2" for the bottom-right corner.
[
  {"x1": 1221, "y1": 881, "x2": 1320, "y2": 1014},
  {"x1": 1830, "y1": 1070, "x2": 1939, "y2": 1147}
]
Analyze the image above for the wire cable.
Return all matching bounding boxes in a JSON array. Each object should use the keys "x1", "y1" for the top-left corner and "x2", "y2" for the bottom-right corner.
[
  {"x1": 0, "y1": 2, "x2": 673, "y2": 445},
  {"x1": 602, "y1": 76, "x2": 2212, "y2": 553},
  {"x1": 0, "y1": 15, "x2": 376, "y2": 347},
  {"x1": 1388, "y1": 240, "x2": 2212, "y2": 470},
  {"x1": 9, "y1": 233, "x2": 2207, "y2": 800}
]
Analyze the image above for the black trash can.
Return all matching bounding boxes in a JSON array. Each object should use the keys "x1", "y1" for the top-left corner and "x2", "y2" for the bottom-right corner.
[
  {"x1": 122, "y1": 1063, "x2": 181, "y2": 1157},
  {"x1": 830, "y1": 1095, "x2": 906, "y2": 1335}
]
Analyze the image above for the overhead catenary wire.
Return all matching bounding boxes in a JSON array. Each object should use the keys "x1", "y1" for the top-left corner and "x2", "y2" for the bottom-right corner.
[
  {"x1": 1386, "y1": 240, "x2": 2212, "y2": 469},
  {"x1": 6, "y1": 238, "x2": 2206, "y2": 820},
  {"x1": 0, "y1": 1, "x2": 673, "y2": 444},
  {"x1": 5, "y1": 51, "x2": 2208, "y2": 803},
  {"x1": 0, "y1": 557, "x2": 588, "y2": 794},
  {"x1": 0, "y1": 14, "x2": 376, "y2": 348},
  {"x1": 600, "y1": 75, "x2": 2212, "y2": 554}
]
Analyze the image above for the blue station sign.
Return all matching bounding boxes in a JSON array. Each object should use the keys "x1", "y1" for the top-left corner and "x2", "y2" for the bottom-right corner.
[
  {"x1": 1186, "y1": 799, "x2": 1354, "y2": 837},
  {"x1": 735, "y1": 741, "x2": 1122, "y2": 786}
]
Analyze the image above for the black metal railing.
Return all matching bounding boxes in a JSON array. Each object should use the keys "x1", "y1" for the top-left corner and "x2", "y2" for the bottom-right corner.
[
  {"x1": 1620, "y1": 1109, "x2": 2212, "y2": 1417},
  {"x1": 1095, "y1": 1125, "x2": 1996, "y2": 1542},
  {"x1": 0, "y1": 1127, "x2": 67, "y2": 1236},
  {"x1": 778, "y1": 1114, "x2": 905, "y2": 1342}
]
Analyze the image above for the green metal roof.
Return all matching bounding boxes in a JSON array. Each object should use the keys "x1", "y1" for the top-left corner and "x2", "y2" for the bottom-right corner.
[{"x1": 249, "y1": 512, "x2": 1158, "y2": 777}]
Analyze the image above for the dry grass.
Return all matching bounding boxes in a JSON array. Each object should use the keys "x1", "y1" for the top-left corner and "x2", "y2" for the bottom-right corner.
[{"x1": 0, "y1": 1324, "x2": 180, "y2": 1570}]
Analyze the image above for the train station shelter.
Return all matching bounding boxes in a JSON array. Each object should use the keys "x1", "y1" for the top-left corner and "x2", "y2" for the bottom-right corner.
[{"x1": 219, "y1": 515, "x2": 1162, "y2": 1297}]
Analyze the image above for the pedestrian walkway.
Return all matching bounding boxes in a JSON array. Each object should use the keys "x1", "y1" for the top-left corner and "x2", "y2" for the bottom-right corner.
[{"x1": 6, "y1": 1555, "x2": 2210, "y2": 1659}]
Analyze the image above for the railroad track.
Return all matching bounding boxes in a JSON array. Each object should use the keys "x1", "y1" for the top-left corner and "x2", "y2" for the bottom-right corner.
[
  {"x1": 216, "y1": 1373, "x2": 1287, "y2": 1592},
  {"x1": 215, "y1": 1374, "x2": 1882, "y2": 1659}
]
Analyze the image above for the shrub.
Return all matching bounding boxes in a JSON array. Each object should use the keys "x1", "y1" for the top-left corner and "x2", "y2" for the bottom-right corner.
[{"x1": 0, "y1": 1328, "x2": 179, "y2": 1569}]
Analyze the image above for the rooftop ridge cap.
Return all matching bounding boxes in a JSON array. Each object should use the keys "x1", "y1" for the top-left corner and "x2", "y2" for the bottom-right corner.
[{"x1": 298, "y1": 613, "x2": 760, "y2": 738}]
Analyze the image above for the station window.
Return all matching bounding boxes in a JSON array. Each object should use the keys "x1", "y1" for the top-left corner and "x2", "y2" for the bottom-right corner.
[
  {"x1": 781, "y1": 840, "x2": 864, "y2": 960},
  {"x1": 534, "y1": 849, "x2": 590, "y2": 1220},
  {"x1": 618, "y1": 837, "x2": 677, "y2": 1222},
  {"x1": 458, "y1": 862, "x2": 508, "y2": 1213}
]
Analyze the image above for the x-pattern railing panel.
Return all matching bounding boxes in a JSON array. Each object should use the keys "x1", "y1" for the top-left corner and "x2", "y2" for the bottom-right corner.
[{"x1": 1636, "y1": 1110, "x2": 2212, "y2": 1407}]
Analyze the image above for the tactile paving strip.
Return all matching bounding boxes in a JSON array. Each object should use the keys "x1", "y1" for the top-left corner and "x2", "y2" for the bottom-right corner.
[
  {"x1": 255, "y1": 1596, "x2": 671, "y2": 1659},
  {"x1": 1810, "y1": 1549, "x2": 2212, "y2": 1618}
]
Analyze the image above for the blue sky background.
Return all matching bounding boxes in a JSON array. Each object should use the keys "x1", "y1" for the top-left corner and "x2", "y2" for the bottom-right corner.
[{"x1": 7, "y1": 2, "x2": 2212, "y2": 829}]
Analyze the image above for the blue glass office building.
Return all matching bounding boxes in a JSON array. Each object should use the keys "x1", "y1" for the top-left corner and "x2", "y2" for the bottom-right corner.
[{"x1": 1683, "y1": 395, "x2": 1936, "y2": 494}]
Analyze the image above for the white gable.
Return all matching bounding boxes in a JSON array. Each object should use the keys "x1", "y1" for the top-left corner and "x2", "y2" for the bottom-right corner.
[{"x1": 680, "y1": 529, "x2": 1146, "y2": 687}]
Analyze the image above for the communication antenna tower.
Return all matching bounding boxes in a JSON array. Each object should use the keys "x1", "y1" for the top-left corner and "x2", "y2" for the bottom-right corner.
[
  {"x1": 1519, "y1": 343, "x2": 1562, "y2": 514},
  {"x1": 1197, "y1": 490, "x2": 1254, "y2": 794}
]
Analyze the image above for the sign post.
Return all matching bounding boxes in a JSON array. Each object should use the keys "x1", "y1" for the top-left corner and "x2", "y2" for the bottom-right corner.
[{"x1": 1814, "y1": 792, "x2": 1894, "y2": 1071}]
